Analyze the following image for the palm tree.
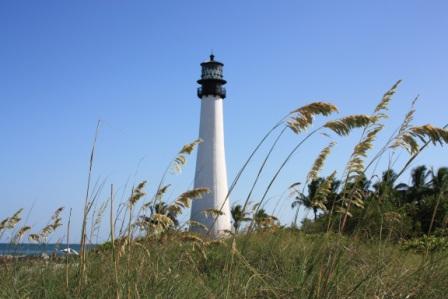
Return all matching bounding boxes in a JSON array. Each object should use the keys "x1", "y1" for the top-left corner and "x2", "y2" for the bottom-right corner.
[
  {"x1": 149, "y1": 202, "x2": 179, "y2": 227},
  {"x1": 427, "y1": 167, "x2": 448, "y2": 233},
  {"x1": 230, "y1": 204, "x2": 250, "y2": 233},
  {"x1": 291, "y1": 191, "x2": 305, "y2": 228},
  {"x1": 324, "y1": 179, "x2": 341, "y2": 212},
  {"x1": 373, "y1": 169, "x2": 401, "y2": 203},
  {"x1": 345, "y1": 173, "x2": 372, "y2": 197},
  {"x1": 430, "y1": 167, "x2": 448, "y2": 195},
  {"x1": 253, "y1": 208, "x2": 278, "y2": 229},
  {"x1": 394, "y1": 165, "x2": 432, "y2": 233},
  {"x1": 291, "y1": 183, "x2": 314, "y2": 218},
  {"x1": 291, "y1": 181, "x2": 316, "y2": 221},
  {"x1": 413, "y1": 165, "x2": 430, "y2": 189},
  {"x1": 308, "y1": 178, "x2": 324, "y2": 219},
  {"x1": 291, "y1": 178, "x2": 341, "y2": 223},
  {"x1": 398, "y1": 165, "x2": 431, "y2": 204}
]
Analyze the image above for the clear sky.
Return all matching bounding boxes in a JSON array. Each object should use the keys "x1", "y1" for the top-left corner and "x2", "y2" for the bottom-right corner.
[{"x1": 1, "y1": 1, "x2": 447, "y2": 242}]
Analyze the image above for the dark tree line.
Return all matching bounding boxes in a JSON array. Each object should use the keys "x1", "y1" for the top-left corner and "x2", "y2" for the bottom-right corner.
[{"x1": 293, "y1": 165, "x2": 448, "y2": 239}]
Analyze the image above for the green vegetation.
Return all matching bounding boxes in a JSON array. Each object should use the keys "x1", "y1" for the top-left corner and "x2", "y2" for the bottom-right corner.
[
  {"x1": 1, "y1": 81, "x2": 448, "y2": 298},
  {"x1": 1, "y1": 230, "x2": 448, "y2": 298},
  {"x1": 296, "y1": 165, "x2": 448, "y2": 240}
]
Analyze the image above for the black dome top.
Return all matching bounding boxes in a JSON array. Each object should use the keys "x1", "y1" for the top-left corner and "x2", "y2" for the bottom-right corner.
[{"x1": 197, "y1": 54, "x2": 227, "y2": 99}]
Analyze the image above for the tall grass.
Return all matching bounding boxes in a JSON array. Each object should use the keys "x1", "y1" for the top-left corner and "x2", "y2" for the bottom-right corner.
[{"x1": 1, "y1": 230, "x2": 447, "y2": 298}]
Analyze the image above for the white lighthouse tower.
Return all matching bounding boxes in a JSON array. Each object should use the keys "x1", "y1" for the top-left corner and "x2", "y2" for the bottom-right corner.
[{"x1": 190, "y1": 54, "x2": 231, "y2": 237}]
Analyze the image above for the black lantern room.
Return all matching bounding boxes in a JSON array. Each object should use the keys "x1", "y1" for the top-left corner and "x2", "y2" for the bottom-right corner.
[{"x1": 197, "y1": 54, "x2": 227, "y2": 99}]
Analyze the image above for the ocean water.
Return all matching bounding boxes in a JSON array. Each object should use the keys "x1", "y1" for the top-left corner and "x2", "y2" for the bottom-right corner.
[{"x1": 0, "y1": 243, "x2": 94, "y2": 256}]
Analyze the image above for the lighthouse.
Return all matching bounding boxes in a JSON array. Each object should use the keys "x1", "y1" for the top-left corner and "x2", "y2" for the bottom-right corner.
[{"x1": 190, "y1": 54, "x2": 232, "y2": 237}]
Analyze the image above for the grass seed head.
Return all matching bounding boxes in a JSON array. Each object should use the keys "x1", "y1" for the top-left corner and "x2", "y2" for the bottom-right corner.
[
  {"x1": 288, "y1": 102, "x2": 338, "y2": 134},
  {"x1": 374, "y1": 80, "x2": 402, "y2": 114},
  {"x1": 307, "y1": 142, "x2": 336, "y2": 183},
  {"x1": 324, "y1": 115, "x2": 373, "y2": 136}
]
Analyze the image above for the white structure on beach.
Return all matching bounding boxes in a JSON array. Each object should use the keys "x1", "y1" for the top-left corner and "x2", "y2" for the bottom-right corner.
[{"x1": 190, "y1": 54, "x2": 232, "y2": 237}]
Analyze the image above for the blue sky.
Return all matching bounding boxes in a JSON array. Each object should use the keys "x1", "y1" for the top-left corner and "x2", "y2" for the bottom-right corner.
[{"x1": 1, "y1": 1, "x2": 447, "y2": 242}]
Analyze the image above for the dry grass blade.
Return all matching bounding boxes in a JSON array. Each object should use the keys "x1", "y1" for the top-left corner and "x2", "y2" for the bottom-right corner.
[
  {"x1": 394, "y1": 125, "x2": 448, "y2": 155},
  {"x1": 324, "y1": 115, "x2": 373, "y2": 136},
  {"x1": 33, "y1": 207, "x2": 65, "y2": 243},
  {"x1": 307, "y1": 142, "x2": 336, "y2": 183},
  {"x1": 0, "y1": 218, "x2": 8, "y2": 231},
  {"x1": 155, "y1": 184, "x2": 170, "y2": 202},
  {"x1": 186, "y1": 220, "x2": 209, "y2": 232},
  {"x1": 0, "y1": 208, "x2": 24, "y2": 231},
  {"x1": 287, "y1": 102, "x2": 338, "y2": 134},
  {"x1": 400, "y1": 97, "x2": 418, "y2": 132},
  {"x1": 179, "y1": 138, "x2": 203, "y2": 155},
  {"x1": 171, "y1": 139, "x2": 203, "y2": 173},
  {"x1": 344, "y1": 80, "x2": 400, "y2": 176},
  {"x1": 28, "y1": 233, "x2": 41, "y2": 243},
  {"x1": 350, "y1": 188, "x2": 365, "y2": 209},
  {"x1": 40, "y1": 225, "x2": 54, "y2": 240},
  {"x1": 374, "y1": 80, "x2": 402, "y2": 114},
  {"x1": 354, "y1": 125, "x2": 384, "y2": 158},
  {"x1": 206, "y1": 239, "x2": 226, "y2": 247},
  {"x1": 52, "y1": 207, "x2": 64, "y2": 220},
  {"x1": 347, "y1": 125, "x2": 384, "y2": 177},
  {"x1": 168, "y1": 187, "x2": 209, "y2": 217},
  {"x1": 290, "y1": 102, "x2": 339, "y2": 116},
  {"x1": 151, "y1": 213, "x2": 174, "y2": 229},
  {"x1": 336, "y1": 207, "x2": 353, "y2": 218},
  {"x1": 129, "y1": 181, "x2": 147, "y2": 206},
  {"x1": 287, "y1": 118, "x2": 309, "y2": 134},
  {"x1": 91, "y1": 200, "x2": 108, "y2": 241},
  {"x1": 312, "y1": 172, "x2": 336, "y2": 211},
  {"x1": 12, "y1": 225, "x2": 31, "y2": 244},
  {"x1": 338, "y1": 96, "x2": 390, "y2": 230},
  {"x1": 410, "y1": 125, "x2": 448, "y2": 145},
  {"x1": 166, "y1": 204, "x2": 181, "y2": 216},
  {"x1": 176, "y1": 188, "x2": 209, "y2": 207},
  {"x1": 390, "y1": 98, "x2": 418, "y2": 151},
  {"x1": 181, "y1": 233, "x2": 205, "y2": 245},
  {"x1": 400, "y1": 134, "x2": 420, "y2": 155},
  {"x1": 202, "y1": 208, "x2": 225, "y2": 218}
]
